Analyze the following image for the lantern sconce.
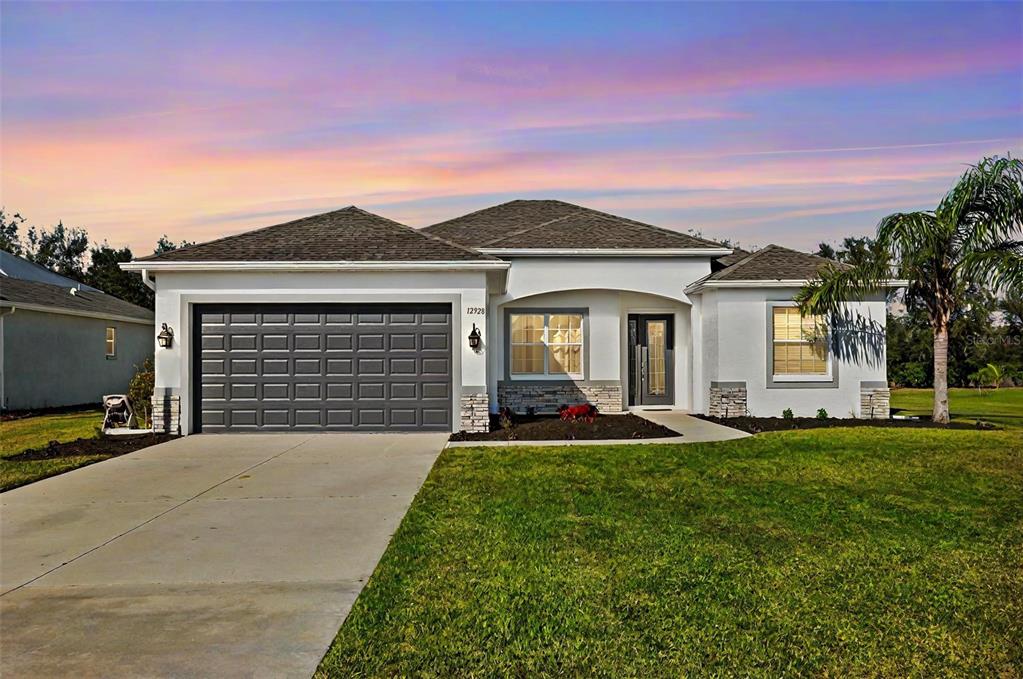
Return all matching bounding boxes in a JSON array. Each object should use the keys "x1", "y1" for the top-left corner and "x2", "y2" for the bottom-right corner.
[
  {"x1": 157, "y1": 323, "x2": 174, "y2": 349},
  {"x1": 467, "y1": 323, "x2": 482, "y2": 352}
]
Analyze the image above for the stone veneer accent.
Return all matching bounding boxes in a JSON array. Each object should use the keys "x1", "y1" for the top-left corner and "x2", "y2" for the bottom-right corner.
[
  {"x1": 859, "y1": 382, "x2": 890, "y2": 419},
  {"x1": 497, "y1": 381, "x2": 623, "y2": 414},
  {"x1": 459, "y1": 391, "x2": 491, "y2": 433},
  {"x1": 708, "y1": 381, "x2": 747, "y2": 417},
  {"x1": 151, "y1": 393, "x2": 181, "y2": 434}
]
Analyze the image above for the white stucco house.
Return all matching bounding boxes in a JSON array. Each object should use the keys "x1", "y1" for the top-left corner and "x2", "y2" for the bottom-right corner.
[{"x1": 122, "y1": 201, "x2": 894, "y2": 435}]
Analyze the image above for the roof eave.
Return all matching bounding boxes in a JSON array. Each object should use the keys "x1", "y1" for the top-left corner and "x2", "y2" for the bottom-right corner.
[
  {"x1": 476, "y1": 247, "x2": 733, "y2": 257},
  {"x1": 0, "y1": 301, "x2": 154, "y2": 325},
  {"x1": 685, "y1": 278, "x2": 909, "y2": 294},
  {"x1": 120, "y1": 260, "x2": 510, "y2": 272}
]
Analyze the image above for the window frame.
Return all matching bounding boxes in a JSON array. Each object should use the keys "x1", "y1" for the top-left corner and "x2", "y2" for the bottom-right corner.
[
  {"x1": 105, "y1": 326, "x2": 117, "y2": 359},
  {"x1": 507, "y1": 309, "x2": 586, "y2": 381},
  {"x1": 768, "y1": 303, "x2": 831, "y2": 382}
]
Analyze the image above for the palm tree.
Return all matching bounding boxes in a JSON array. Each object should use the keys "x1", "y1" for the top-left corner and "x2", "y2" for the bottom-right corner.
[{"x1": 796, "y1": 155, "x2": 1023, "y2": 423}]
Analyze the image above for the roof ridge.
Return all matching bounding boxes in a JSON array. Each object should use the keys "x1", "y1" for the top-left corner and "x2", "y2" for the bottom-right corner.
[
  {"x1": 478, "y1": 210, "x2": 586, "y2": 247},
  {"x1": 713, "y1": 245, "x2": 769, "y2": 277},
  {"x1": 351, "y1": 207, "x2": 499, "y2": 260},
  {"x1": 480, "y1": 203, "x2": 729, "y2": 250},
  {"x1": 572, "y1": 205, "x2": 727, "y2": 249},
  {"x1": 137, "y1": 207, "x2": 361, "y2": 262},
  {"x1": 421, "y1": 199, "x2": 531, "y2": 232}
]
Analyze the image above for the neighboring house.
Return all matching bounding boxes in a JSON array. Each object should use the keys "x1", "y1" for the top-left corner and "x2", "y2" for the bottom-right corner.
[
  {"x1": 122, "y1": 201, "x2": 897, "y2": 435},
  {"x1": 0, "y1": 251, "x2": 154, "y2": 410}
]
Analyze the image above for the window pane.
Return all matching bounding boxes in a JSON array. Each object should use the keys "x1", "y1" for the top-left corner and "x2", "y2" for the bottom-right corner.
[
  {"x1": 549, "y1": 314, "x2": 582, "y2": 343},
  {"x1": 647, "y1": 320, "x2": 666, "y2": 395},
  {"x1": 106, "y1": 327, "x2": 116, "y2": 356},
  {"x1": 510, "y1": 314, "x2": 544, "y2": 344},
  {"x1": 511, "y1": 344, "x2": 545, "y2": 374},
  {"x1": 773, "y1": 307, "x2": 802, "y2": 341},
  {"x1": 548, "y1": 345, "x2": 581, "y2": 375}
]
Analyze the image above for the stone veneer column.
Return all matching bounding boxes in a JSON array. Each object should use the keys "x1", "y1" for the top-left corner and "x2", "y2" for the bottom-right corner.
[
  {"x1": 151, "y1": 390, "x2": 181, "y2": 434},
  {"x1": 859, "y1": 381, "x2": 890, "y2": 419},
  {"x1": 459, "y1": 390, "x2": 490, "y2": 433},
  {"x1": 496, "y1": 381, "x2": 623, "y2": 414},
  {"x1": 708, "y1": 381, "x2": 747, "y2": 417}
]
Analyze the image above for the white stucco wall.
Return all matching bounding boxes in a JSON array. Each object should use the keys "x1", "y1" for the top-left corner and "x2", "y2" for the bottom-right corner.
[
  {"x1": 151, "y1": 269, "x2": 491, "y2": 434},
  {"x1": 487, "y1": 257, "x2": 712, "y2": 411},
  {"x1": 696, "y1": 286, "x2": 888, "y2": 418}
]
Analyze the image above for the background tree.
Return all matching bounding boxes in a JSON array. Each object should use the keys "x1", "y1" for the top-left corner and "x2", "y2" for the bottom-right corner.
[
  {"x1": 797, "y1": 155, "x2": 1023, "y2": 423},
  {"x1": 155, "y1": 235, "x2": 195, "y2": 254},
  {"x1": 0, "y1": 209, "x2": 26, "y2": 255},
  {"x1": 23, "y1": 221, "x2": 90, "y2": 281},
  {"x1": 85, "y1": 243, "x2": 154, "y2": 308}
]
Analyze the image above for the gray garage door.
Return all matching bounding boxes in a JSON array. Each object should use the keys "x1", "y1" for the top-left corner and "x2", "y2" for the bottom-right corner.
[{"x1": 194, "y1": 303, "x2": 452, "y2": 432}]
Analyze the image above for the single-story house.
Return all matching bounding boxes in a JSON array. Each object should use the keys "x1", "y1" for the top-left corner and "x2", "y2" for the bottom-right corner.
[
  {"x1": 122, "y1": 201, "x2": 897, "y2": 434},
  {"x1": 1, "y1": 251, "x2": 154, "y2": 410}
]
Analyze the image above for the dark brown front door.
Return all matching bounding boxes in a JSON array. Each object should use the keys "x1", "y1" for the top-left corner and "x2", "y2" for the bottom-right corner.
[{"x1": 628, "y1": 314, "x2": 674, "y2": 406}]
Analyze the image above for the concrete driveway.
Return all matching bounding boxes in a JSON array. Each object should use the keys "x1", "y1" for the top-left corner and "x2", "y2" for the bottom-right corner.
[{"x1": 1, "y1": 433, "x2": 445, "y2": 678}]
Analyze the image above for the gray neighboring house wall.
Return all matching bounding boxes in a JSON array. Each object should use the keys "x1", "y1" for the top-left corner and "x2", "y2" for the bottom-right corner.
[{"x1": 1, "y1": 253, "x2": 154, "y2": 410}]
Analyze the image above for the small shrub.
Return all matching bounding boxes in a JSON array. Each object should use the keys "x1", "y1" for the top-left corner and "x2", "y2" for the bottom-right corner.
[
  {"x1": 128, "y1": 357, "x2": 155, "y2": 428},
  {"x1": 782, "y1": 408, "x2": 794, "y2": 419},
  {"x1": 816, "y1": 408, "x2": 828, "y2": 420},
  {"x1": 498, "y1": 407, "x2": 514, "y2": 430}
]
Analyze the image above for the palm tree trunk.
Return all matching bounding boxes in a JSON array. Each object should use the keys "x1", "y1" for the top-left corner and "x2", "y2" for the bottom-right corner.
[{"x1": 932, "y1": 315, "x2": 950, "y2": 424}]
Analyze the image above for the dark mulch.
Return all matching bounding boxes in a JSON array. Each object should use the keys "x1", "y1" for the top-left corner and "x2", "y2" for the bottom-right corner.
[
  {"x1": 450, "y1": 413, "x2": 679, "y2": 442},
  {"x1": 7, "y1": 433, "x2": 178, "y2": 461},
  {"x1": 694, "y1": 414, "x2": 996, "y2": 434}
]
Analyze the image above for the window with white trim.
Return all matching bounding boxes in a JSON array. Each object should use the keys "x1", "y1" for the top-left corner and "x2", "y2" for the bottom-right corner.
[
  {"x1": 510, "y1": 312, "x2": 583, "y2": 378},
  {"x1": 771, "y1": 306, "x2": 828, "y2": 378},
  {"x1": 105, "y1": 327, "x2": 117, "y2": 358}
]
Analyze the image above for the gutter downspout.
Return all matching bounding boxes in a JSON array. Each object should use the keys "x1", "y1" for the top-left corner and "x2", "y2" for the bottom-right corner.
[{"x1": 140, "y1": 268, "x2": 156, "y2": 291}]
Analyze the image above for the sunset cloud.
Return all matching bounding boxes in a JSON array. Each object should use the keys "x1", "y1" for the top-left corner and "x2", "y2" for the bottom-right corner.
[{"x1": 1, "y1": 2, "x2": 1020, "y2": 251}]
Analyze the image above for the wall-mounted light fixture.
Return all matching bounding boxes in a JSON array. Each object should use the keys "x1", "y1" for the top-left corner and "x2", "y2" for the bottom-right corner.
[
  {"x1": 468, "y1": 323, "x2": 482, "y2": 351},
  {"x1": 157, "y1": 323, "x2": 174, "y2": 349}
]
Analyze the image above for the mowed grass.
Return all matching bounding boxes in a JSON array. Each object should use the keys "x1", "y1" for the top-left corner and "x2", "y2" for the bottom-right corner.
[
  {"x1": 0, "y1": 409, "x2": 104, "y2": 491},
  {"x1": 318, "y1": 428, "x2": 1022, "y2": 677},
  {"x1": 891, "y1": 387, "x2": 1023, "y2": 429}
]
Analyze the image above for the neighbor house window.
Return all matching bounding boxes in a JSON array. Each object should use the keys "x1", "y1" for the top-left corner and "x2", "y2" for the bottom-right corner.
[
  {"x1": 772, "y1": 307, "x2": 827, "y2": 377},
  {"x1": 510, "y1": 312, "x2": 583, "y2": 378},
  {"x1": 105, "y1": 327, "x2": 117, "y2": 357}
]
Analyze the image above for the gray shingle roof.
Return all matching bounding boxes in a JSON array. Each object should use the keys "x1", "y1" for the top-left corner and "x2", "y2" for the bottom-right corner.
[
  {"x1": 0, "y1": 277, "x2": 154, "y2": 321},
  {"x1": 706, "y1": 244, "x2": 850, "y2": 282},
  {"x1": 423, "y1": 200, "x2": 725, "y2": 250},
  {"x1": 138, "y1": 206, "x2": 496, "y2": 262},
  {"x1": 712, "y1": 248, "x2": 752, "y2": 269}
]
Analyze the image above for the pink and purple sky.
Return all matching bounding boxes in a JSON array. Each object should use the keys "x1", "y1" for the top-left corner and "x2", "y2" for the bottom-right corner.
[{"x1": 2, "y1": 1, "x2": 1021, "y2": 252}]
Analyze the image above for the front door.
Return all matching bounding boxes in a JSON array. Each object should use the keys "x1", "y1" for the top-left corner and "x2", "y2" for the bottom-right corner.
[{"x1": 628, "y1": 314, "x2": 674, "y2": 406}]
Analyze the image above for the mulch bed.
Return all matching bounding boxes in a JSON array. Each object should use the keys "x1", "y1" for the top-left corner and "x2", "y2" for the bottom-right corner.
[
  {"x1": 7, "y1": 433, "x2": 178, "y2": 461},
  {"x1": 693, "y1": 414, "x2": 995, "y2": 434},
  {"x1": 450, "y1": 413, "x2": 679, "y2": 442}
]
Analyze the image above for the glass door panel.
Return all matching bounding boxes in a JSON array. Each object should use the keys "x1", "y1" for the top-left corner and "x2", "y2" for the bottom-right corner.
[{"x1": 646, "y1": 320, "x2": 666, "y2": 396}]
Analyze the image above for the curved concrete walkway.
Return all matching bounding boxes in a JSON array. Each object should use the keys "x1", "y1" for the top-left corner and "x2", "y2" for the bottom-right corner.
[{"x1": 1, "y1": 433, "x2": 445, "y2": 678}]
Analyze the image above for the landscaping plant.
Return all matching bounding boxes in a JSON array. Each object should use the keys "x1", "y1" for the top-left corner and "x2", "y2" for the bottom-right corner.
[
  {"x1": 782, "y1": 408, "x2": 794, "y2": 419},
  {"x1": 128, "y1": 357, "x2": 155, "y2": 428}
]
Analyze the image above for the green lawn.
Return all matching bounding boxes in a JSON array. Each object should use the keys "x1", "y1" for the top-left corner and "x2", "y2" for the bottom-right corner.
[
  {"x1": 0, "y1": 409, "x2": 105, "y2": 492},
  {"x1": 318, "y1": 428, "x2": 1022, "y2": 677},
  {"x1": 891, "y1": 387, "x2": 1023, "y2": 429}
]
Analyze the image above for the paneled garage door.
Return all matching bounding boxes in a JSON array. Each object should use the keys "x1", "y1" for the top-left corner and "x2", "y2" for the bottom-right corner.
[{"x1": 194, "y1": 303, "x2": 452, "y2": 432}]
